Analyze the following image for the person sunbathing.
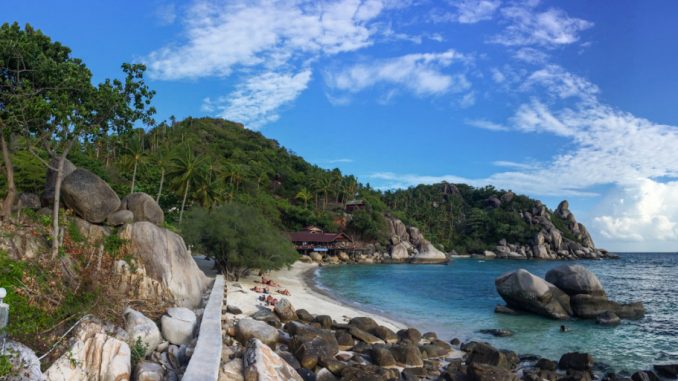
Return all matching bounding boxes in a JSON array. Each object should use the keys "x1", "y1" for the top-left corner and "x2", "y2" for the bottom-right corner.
[
  {"x1": 250, "y1": 286, "x2": 264, "y2": 293},
  {"x1": 277, "y1": 289, "x2": 291, "y2": 296}
]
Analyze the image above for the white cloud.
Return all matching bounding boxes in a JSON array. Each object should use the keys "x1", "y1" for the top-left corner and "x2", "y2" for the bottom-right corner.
[
  {"x1": 203, "y1": 70, "x2": 312, "y2": 129},
  {"x1": 327, "y1": 50, "x2": 470, "y2": 96},
  {"x1": 513, "y1": 47, "x2": 548, "y2": 64},
  {"x1": 492, "y1": 160, "x2": 537, "y2": 170},
  {"x1": 594, "y1": 179, "x2": 678, "y2": 244},
  {"x1": 327, "y1": 158, "x2": 354, "y2": 163},
  {"x1": 459, "y1": 91, "x2": 476, "y2": 108},
  {"x1": 466, "y1": 119, "x2": 509, "y2": 131},
  {"x1": 430, "y1": 0, "x2": 501, "y2": 24},
  {"x1": 155, "y1": 2, "x2": 177, "y2": 25},
  {"x1": 521, "y1": 65, "x2": 599, "y2": 101},
  {"x1": 490, "y1": 3, "x2": 593, "y2": 47}
]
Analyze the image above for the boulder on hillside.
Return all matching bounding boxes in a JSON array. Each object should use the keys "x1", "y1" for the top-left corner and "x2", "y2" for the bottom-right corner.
[
  {"x1": 106, "y1": 209, "x2": 134, "y2": 226},
  {"x1": 41, "y1": 157, "x2": 76, "y2": 206},
  {"x1": 236, "y1": 318, "x2": 280, "y2": 347},
  {"x1": 14, "y1": 192, "x2": 41, "y2": 211},
  {"x1": 389, "y1": 242, "x2": 410, "y2": 262},
  {"x1": 2, "y1": 340, "x2": 44, "y2": 381},
  {"x1": 121, "y1": 192, "x2": 164, "y2": 225},
  {"x1": 545, "y1": 264, "x2": 606, "y2": 297},
  {"x1": 495, "y1": 269, "x2": 572, "y2": 319},
  {"x1": 243, "y1": 339, "x2": 303, "y2": 381},
  {"x1": 160, "y1": 307, "x2": 197, "y2": 345},
  {"x1": 120, "y1": 222, "x2": 208, "y2": 308},
  {"x1": 44, "y1": 319, "x2": 131, "y2": 381},
  {"x1": 124, "y1": 307, "x2": 161, "y2": 355},
  {"x1": 411, "y1": 241, "x2": 448, "y2": 264},
  {"x1": 61, "y1": 168, "x2": 121, "y2": 224}
]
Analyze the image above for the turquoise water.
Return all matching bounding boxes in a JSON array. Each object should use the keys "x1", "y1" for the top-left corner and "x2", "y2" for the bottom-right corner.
[{"x1": 315, "y1": 253, "x2": 678, "y2": 372}]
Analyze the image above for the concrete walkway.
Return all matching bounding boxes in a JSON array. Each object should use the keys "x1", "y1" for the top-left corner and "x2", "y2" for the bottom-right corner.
[{"x1": 193, "y1": 254, "x2": 220, "y2": 277}]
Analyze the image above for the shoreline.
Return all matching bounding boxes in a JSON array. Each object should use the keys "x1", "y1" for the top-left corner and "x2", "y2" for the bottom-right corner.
[{"x1": 224, "y1": 261, "x2": 405, "y2": 332}]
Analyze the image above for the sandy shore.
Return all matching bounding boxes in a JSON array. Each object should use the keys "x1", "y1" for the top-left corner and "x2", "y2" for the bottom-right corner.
[{"x1": 225, "y1": 262, "x2": 405, "y2": 332}]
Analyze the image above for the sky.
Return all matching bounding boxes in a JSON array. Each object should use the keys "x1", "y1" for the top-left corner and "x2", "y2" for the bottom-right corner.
[{"x1": 5, "y1": 0, "x2": 678, "y2": 251}]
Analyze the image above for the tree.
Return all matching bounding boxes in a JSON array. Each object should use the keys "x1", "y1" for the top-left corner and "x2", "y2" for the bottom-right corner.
[
  {"x1": 168, "y1": 146, "x2": 204, "y2": 223},
  {"x1": 152, "y1": 146, "x2": 171, "y2": 203},
  {"x1": 122, "y1": 137, "x2": 145, "y2": 193},
  {"x1": 181, "y1": 204, "x2": 298, "y2": 280},
  {"x1": 295, "y1": 187, "x2": 312, "y2": 209}
]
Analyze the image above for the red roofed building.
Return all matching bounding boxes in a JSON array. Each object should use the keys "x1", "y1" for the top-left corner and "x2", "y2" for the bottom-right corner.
[{"x1": 289, "y1": 226, "x2": 354, "y2": 255}]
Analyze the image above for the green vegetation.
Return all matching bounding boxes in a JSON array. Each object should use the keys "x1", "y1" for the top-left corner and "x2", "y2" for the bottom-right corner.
[
  {"x1": 0, "y1": 355, "x2": 12, "y2": 377},
  {"x1": 181, "y1": 204, "x2": 299, "y2": 280},
  {"x1": 130, "y1": 336, "x2": 148, "y2": 367}
]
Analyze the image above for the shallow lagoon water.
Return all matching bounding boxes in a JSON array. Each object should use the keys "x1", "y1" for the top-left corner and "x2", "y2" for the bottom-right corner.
[{"x1": 315, "y1": 253, "x2": 678, "y2": 372}]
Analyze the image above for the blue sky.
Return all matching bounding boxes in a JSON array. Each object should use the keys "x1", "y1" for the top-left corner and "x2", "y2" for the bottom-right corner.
[{"x1": 6, "y1": 0, "x2": 678, "y2": 251}]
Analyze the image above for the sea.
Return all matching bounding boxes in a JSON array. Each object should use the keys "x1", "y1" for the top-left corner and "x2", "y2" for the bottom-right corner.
[{"x1": 314, "y1": 253, "x2": 678, "y2": 373}]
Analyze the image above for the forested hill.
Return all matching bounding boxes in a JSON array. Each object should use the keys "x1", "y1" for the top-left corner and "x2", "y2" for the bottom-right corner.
[{"x1": 4, "y1": 116, "x2": 600, "y2": 256}]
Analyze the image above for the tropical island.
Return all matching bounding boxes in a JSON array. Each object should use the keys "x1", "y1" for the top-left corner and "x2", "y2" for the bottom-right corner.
[{"x1": 0, "y1": 16, "x2": 676, "y2": 381}]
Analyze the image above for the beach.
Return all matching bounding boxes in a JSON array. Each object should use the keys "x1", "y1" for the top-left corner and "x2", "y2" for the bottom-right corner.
[{"x1": 225, "y1": 261, "x2": 405, "y2": 332}]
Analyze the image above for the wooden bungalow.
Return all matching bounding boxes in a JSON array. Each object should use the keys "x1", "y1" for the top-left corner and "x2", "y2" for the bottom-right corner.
[
  {"x1": 289, "y1": 226, "x2": 356, "y2": 255},
  {"x1": 345, "y1": 199, "x2": 366, "y2": 213}
]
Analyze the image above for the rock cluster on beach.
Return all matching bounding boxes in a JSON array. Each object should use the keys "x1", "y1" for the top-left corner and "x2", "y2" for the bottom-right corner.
[{"x1": 495, "y1": 264, "x2": 645, "y2": 322}]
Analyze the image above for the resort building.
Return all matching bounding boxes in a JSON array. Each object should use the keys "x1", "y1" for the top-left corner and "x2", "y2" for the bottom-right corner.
[{"x1": 289, "y1": 226, "x2": 356, "y2": 255}]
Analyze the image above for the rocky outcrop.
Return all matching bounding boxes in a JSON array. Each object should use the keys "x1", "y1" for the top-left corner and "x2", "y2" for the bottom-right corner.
[
  {"x1": 41, "y1": 157, "x2": 76, "y2": 206},
  {"x1": 236, "y1": 318, "x2": 279, "y2": 347},
  {"x1": 120, "y1": 192, "x2": 164, "y2": 225},
  {"x1": 124, "y1": 307, "x2": 161, "y2": 355},
  {"x1": 120, "y1": 222, "x2": 209, "y2": 308},
  {"x1": 243, "y1": 339, "x2": 303, "y2": 381},
  {"x1": 61, "y1": 168, "x2": 121, "y2": 224},
  {"x1": 385, "y1": 217, "x2": 448, "y2": 264},
  {"x1": 2, "y1": 340, "x2": 44, "y2": 381},
  {"x1": 545, "y1": 265, "x2": 606, "y2": 297},
  {"x1": 495, "y1": 269, "x2": 572, "y2": 319},
  {"x1": 44, "y1": 319, "x2": 131, "y2": 381},
  {"x1": 160, "y1": 307, "x2": 197, "y2": 345}
]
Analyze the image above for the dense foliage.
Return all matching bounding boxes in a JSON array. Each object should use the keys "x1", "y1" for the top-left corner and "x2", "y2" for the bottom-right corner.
[{"x1": 181, "y1": 204, "x2": 298, "y2": 280}]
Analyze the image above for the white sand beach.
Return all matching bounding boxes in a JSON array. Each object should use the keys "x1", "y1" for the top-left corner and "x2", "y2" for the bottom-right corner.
[{"x1": 225, "y1": 261, "x2": 405, "y2": 332}]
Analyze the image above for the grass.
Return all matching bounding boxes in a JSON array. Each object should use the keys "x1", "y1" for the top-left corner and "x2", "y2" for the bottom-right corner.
[{"x1": 0, "y1": 355, "x2": 12, "y2": 377}]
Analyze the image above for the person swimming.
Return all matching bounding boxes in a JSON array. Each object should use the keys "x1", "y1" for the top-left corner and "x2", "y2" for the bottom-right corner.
[{"x1": 560, "y1": 325, "x2": 568, "y2": 332}]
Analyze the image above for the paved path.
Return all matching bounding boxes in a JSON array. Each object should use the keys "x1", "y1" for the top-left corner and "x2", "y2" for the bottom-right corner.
[{"x1": 193, "y1": 254, "x2": 220, "y2": 277}]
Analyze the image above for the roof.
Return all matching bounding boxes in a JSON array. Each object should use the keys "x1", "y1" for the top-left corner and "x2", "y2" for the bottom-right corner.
[
  {"x1": 345, "y1": 200, "x2": 365, "y2": 206},
  {"x1": 289, "y1": 231, "x2": 352, "y2": 243}
]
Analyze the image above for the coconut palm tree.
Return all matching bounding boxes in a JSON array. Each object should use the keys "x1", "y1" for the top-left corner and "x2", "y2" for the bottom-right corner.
[
  {"x1": 168, "y1": 146, "x2": 205, "y2": 223},
  {"x1": 295, "y1": 187, "x2": 313, "y2": 209},
  {"x1": 153, "y1": 147, "x2": 171, "y2": 203},
  {"x1": 122, "y1": 138, "x2": 145, "y2": 193}
]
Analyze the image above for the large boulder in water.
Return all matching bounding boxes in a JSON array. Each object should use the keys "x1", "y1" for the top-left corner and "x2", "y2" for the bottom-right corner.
[
  {"x1": 120, "y1": 222, "x2": 208, "y2": 308},
  {"x1": 495, "y1": 269, "x2": 572, "y2": 319},
  {"x1": 545, "y1": 264, "x2": 606, "y2": 297},
  {"x1": 61, "y1": 168, "x2": 121, "y2": 224},
  {"x1": 570, "y1": 294, "x2": 644, "y2": 320},
  {"x1": 411, "y1": 241, "x2": 448, "y2": 264},
  {"x1": 41, "y1": 157, "x2": 76, "y2": 206},
  {"x1": 121, "y1": 192, "x2": 164, "y2": 225}
]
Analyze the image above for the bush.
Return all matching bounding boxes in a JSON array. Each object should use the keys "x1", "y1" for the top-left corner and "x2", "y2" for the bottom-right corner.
[{"x1": 182, "y1": 203, "x2": 298, "y2": 280}]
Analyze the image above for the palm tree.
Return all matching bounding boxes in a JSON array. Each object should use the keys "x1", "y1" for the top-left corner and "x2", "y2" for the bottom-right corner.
[
  {"x1": 168, "y1": 146, "x2": 205, "y2": 223},
  {"x1": 295, "y1": 187, "x2": 313, "y2": 209},
  {"x1": 153, "y1": 147, "x2": 171, "y2": 203},
  {"x1": 315, "y1": 177, "x2": 332, "y2": 210},
  {"x1": 194, "y1": 175, "x2": 224, "y2": 210},
  {"x1": 122, "y1": 139, "x2": 145, "y2": 193}
]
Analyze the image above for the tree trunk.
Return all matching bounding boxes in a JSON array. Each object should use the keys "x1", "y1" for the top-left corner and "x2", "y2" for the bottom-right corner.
[
  {"x1": 156, "y1": 168, "x2": 165, "y2": 202},
  {"x1": 0, "y1": 132, "x2": 16, "y2": 220},
  {"x1": 131, "y1": 160, "x2": 138, "y2": 193},
  {"x1": 179, "y1": 181, "x2": 189, "y2": 223},
  {"x1": 51, "y1": 143, "x2": 73, "y2": 258}
]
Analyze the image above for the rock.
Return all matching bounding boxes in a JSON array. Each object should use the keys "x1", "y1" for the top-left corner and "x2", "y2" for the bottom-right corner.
[
  {"x1": 536, "y1": 359, "x2": 558, "y2": 371},
  {"x1": 135, "y1": 361, "x2": 164, "y2": 381},
  {"x1": 335, "y1": 331, "x2": 354, "y2": 350},
  {"x1": 464, "y1": 341, "x2": 517, "y2": 369},
  {"x1": 495, "y1": 269, "x2": 572, "y2": 319},
  {"x1": 571, "y1": 294, "x2": 645, "y2": 320},
  {"x1": 236, "y1": 318, "x2": 279, "y2": 347},
  {"x1": 653, "y1": 364, "x2": 678, "y2": 378},
  {"x1": 106, "y1": 209, "x2": 134, "y2": 226},
  {"x1": 251, "y1": 308, "x2": 282, "y2": 328},
  {"x1": 2, "y1": 340, "x2": 44, "y2": 381},
  {"x1": 227, "y1": 305, "x2": 243, "y2": 315},
  {"x1": 70, "y1": 216, "x2": 112, "y2": 243},
  {"x1": 0, "y1": 227, "x2": 48, "y2": 260},
  {"x1": 371, "y1": 346, "x2": 397, "y2": 368},
  {"x1": 243, "y1": 338, "x2": 303, "y2": 381},
  {"x1": 44, "y1": 319, "x2": 130, "y2": 381},
  {"x1": 631, "y1": 371, "x2": 659, "y2": 381},
  {"x1": 390, "y1": 343, "x2": 424, "y2": 368},
  {"x1": 120, "y1": 222, "x2": 209, "y2": 308},
  {"x1": 558, "y1": 352, "x2": 593, "y2": 371},
  {"x1": 340, "y1": 364, "x2": 392, "y2": 381},
  {"x1": 494, "y1": 305, "x2": 520, "y2": 315},
  {"x1": 124, "y1": 307, "x2": 161, "y2": 355},
  {"x1": 501, "y1": 192, "x2": 515, "y2": 204},
  {"x1": 486, "y1": 196, "x2": 502, "y2": 208},
  {"x1": 287, "y1": 322, "x2": 339, "y2": 369},
  {"x1": 398, "y1": 328, "x2": 422, "y2": 343},
  {"x1": 478, "y1": 329, "x2": 514, "y2": 337},
  {"x1": 483, "y1": 250, "x2": 497, "y2": 259},
  {"x1": 61, "y1": 168, "x2": 121, "y2": 223},
  {"x1": 372, "y1": 326, "x2": 398, "y2": 344},
  {"x1": 545, "y1": 265, "x2": 606, "y2": 297},
  {"x1": 161, "y1": 307, "x2": 197, "y2": 345},
  {"x1": 390, "y1": 242, "x2": 411, "y2": 262},
  {"x1": 338, "y1": 251, "x2": 350, "y2": 262},
  {"x1": 317, "y1": 368, "x2": 339, "y2": 381},
  {"x1": 274, "y1": 298, "x2": 298, "y2": 322},
  {"x1": 310, "y1": 252, "x2": 323, "y2": 262},
  {"x1": 349, "y1": 317, "x2": 379, "y2": 332},
  {"x1": 297, "y1": 367, "x2": 317, "y2": 381},
  {"x1": 349, "y1": 326, "x2": 385, "y2": 345},
  {"x1": 596, "y1": 311, "x2": 621, "y2": 326},
  {"x1": 14, "y1": 192, "x2": 41, "y2": 210},
  {"x1": 121, "y1": 192, "x2": 164, "y2": 225},
  {"x1": 467, "y1": 363, "x2": 519, "y2": 381},
  {"x1": 314, "y1": 315, "x2": 333, "y2": 329},
  {"x1": 560, "y1": 370, "x2": 593, "y2": 381},
  {"x1": 411, "y1": 241, "x2": 449, "y2": 264},
  {"x1": 220, "y1": 358, "x2": 244, "y2": 381},
  {"x1": 41, "y1": 157, "x2": 76, "y2": 206},
  {"x1": 296, "y1": 309, "x2": 314, "y2": 322}
]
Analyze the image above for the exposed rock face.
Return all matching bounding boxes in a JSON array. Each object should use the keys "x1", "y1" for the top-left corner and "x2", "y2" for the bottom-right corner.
[
  {"x1": 41, "y1": 157, "x2": 76, "y2": 206},
  {"x1": 545, "y1": 265, "x2": 606, "y2": 297},
  {"x1": 120, "y1": 222, "x2": 208, "y2": 308},
  {"x1": 14, "y1": 192, "x2": 41, "y2": 210},
  {"x1": 135, "y1": 361, "x2": 164, "y2": 381},
  {"x1": 243, "y1": 339, "x2": 303, "y2": 381},
  {"x1": 495, "y1": 269, "x2": 572, "y2": 319},
  {"x1": 571, "y1": 294, "x2": 645, "y2": 320},
  {"x1": 161, "y1": 307, "x2": 197, "y2": 345},
  {"x1": 61, "y1": 168, "x2": 121, "y2": 224},
  {"x1": 3, "y1": 340, "x2": 44, "y2": 381},
  {"x1": 44, "y1": 319, "x2": 131, "y2": 381},
  {"x1": 0, "y1": 228, "x2": 48, "y2": 260},
  {"x1": 106, "y1": 209, "x2": 134, "y2": 226},
  {"x1": 411, "y1": 241, "x2": 448, "y2": 264},
  {"x1": 121, "y1": 192, "x2": 164, "y2": 225},
  {"x1": 236, "y1": 318, "x2": 279, "y2": 347},
  {"x1": 124, "y1": 307, "x2": 161, "y2": 355},
  {"x1": 274, "y1": 298, "x2": 298, "y2": 322},
  {"x1": 386, "y1": 217, "x2": 448, "y2": 264},
  {"x1": 70, "y1": 216, "x2": 112, "y2": 243}
]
